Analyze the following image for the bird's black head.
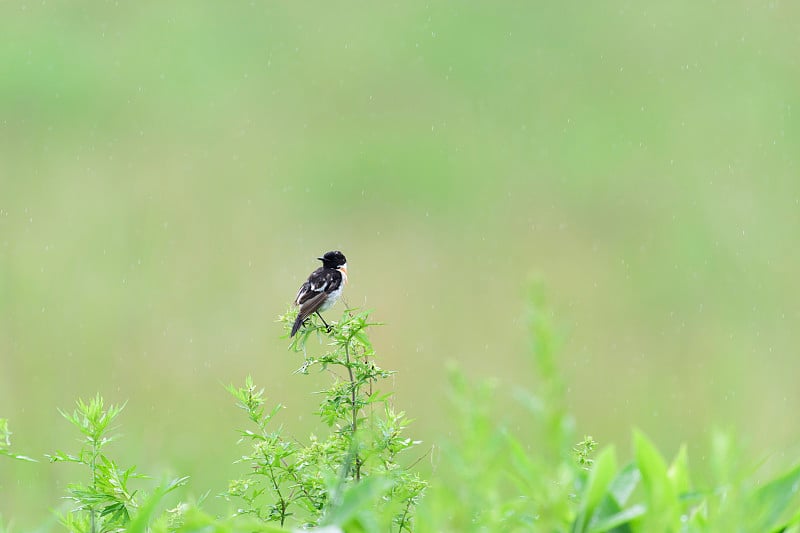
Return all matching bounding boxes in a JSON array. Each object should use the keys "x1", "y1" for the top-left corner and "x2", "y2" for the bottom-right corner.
[{"x1": 318, "y1": 250, "x2": 347, "y2": 268}]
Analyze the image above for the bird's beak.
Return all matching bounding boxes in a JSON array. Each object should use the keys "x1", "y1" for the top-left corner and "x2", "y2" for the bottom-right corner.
[{"x1": 317, "y1": 257, "x2": 324, "y2": 261}]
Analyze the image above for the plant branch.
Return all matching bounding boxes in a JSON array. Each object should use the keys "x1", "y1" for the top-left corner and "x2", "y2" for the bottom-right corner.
[
  {"x1": 344, "y1": 336, "x2": 361, "y2": 481},
  {"x1": 265, "y1": 459, "x2": 287, "y2": 525}
]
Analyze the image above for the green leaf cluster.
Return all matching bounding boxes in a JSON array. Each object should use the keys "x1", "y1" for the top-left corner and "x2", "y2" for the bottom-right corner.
[
  {"x1": 45, "y1": 394, "x2": 187, "y2": 533},
  {"x1": 224, "y1": 309, "x2": 426, "y2": 531}
]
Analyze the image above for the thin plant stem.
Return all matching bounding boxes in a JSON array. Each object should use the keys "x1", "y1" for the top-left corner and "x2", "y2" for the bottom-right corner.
[
  {"x1": 266, "y1": 459, "x2": 287, "y2": 525},
  {"x1": 344, "y1": 336, "x2": 360, "y2": 481},
  {"x1": 398, "y1": 499, "x2": 412, "y2": 533},
  {"x1": 90, "y1": 437, "x2": 98, "y2": 533}
]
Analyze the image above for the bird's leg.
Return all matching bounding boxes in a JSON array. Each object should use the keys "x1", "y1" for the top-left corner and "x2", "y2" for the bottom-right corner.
[{"x1": 315, "y1": 311, "x2": 332, "y2": 332}]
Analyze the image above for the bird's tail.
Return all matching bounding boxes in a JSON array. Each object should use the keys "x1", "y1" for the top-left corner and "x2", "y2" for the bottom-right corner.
[{"x1": 290, "y1": 314, "x2": 303, "y2": 337}]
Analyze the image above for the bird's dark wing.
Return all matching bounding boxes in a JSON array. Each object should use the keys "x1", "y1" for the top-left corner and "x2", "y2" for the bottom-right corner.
[
  {"x1": 294, "y1": 280, "x2": 312, "y2": 306},
  {"x1": 295, "y1": 291, "x2": 329, "y2": 326},
  {"x1": 294, "y1": 268, "x2": 341, "y2": 305}
]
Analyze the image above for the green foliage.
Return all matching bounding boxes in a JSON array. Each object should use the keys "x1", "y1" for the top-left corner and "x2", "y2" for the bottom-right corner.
[
  {"x1": 417, "y1": 287, "x2": 800, "y2": 532},
  {"x1": 567, "y1": 431, "x2": 800, "y2": 533},
  {"x1": 418, "y1": 366, "x2": 800, "y2": 533},
  {"x1": 46, "y1": 395, "x2": 188, "y2": 533},
  {"x1": 3, "y1": 297, "x2": 800, "y2": 532},
  {"x1": 149, "y1": 504, "x2": 290, "y2": 533},
  {"x1": 225, "y1": 308, "x2": 426, "y2": 530},
  {"x1": 417, "y1": 366, "x2": 583, "y2": 531}
]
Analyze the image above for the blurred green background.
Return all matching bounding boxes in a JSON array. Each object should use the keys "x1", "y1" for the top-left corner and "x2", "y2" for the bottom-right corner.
[{"x1": 1, "y1": 1, "x2": 798, "y2": 526}]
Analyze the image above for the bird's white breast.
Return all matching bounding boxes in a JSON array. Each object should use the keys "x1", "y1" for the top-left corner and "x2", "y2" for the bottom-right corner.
[{"x1": 318, "y1": 285, "x2": 342, "y2": 312}]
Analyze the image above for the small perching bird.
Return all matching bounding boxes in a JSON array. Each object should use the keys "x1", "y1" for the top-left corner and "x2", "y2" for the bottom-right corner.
[{"x1": 290, "y1": 251, "x2": 348, "y2": 337}]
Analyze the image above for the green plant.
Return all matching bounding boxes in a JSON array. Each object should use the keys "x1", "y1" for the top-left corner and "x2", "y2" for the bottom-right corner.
[
  {"x1": 225, "y1": 308, "x2": 426, "y2": 531},
  {"x1": 569, "y1": 430, "x2": 800, "y2": 532},
  {"x1": 417, "y1": 285, "x2": 800, "y2": 532},
  {"x1": 5, "y1": 291, "x2": 800, "y2": 533},
  {"x1": 416, "y1": 284, "x2": 585, "y2": 531},
  {"x1": 46, "y1": 395, "x2": 187, "y2": 533}
]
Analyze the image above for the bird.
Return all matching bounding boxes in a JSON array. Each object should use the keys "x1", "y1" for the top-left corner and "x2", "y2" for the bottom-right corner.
[{"x1": 290, "y1": 250, "x2": 348, "y2": 337}]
